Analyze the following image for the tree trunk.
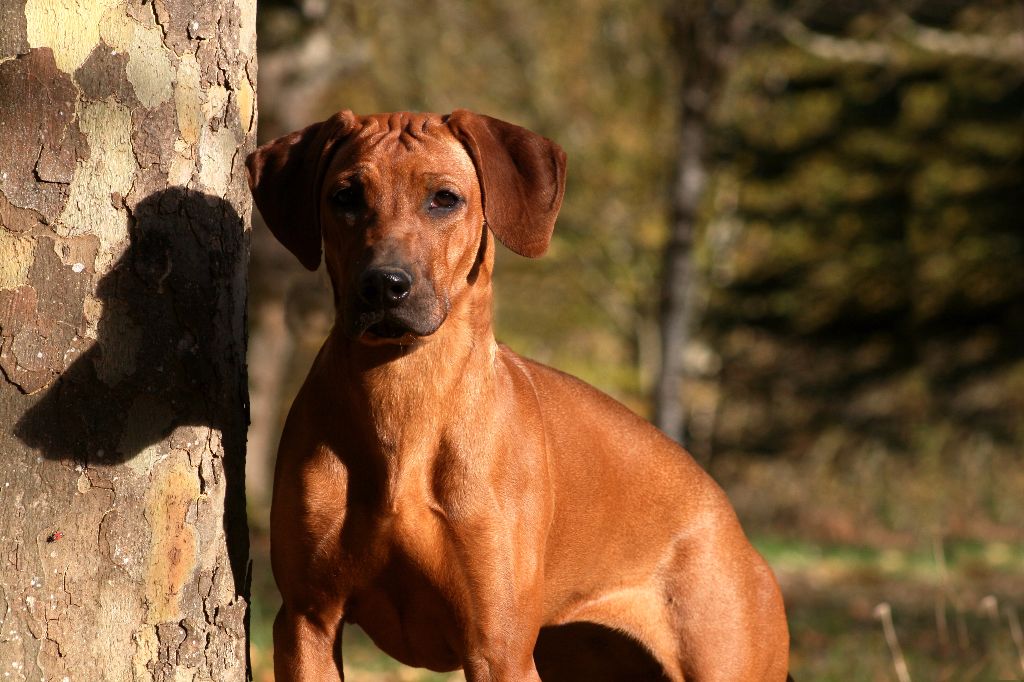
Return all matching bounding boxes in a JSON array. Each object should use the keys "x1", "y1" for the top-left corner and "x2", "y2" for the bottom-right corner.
[
  {"x1": 654, "y1": 97, "x2": 709, "y2": 443},
  {"x1": 653, "y1": 3, "x2": 748, "y2": 443},
  {"x1": 0, "y1": 1, "x2": 256, "y2": 679}
]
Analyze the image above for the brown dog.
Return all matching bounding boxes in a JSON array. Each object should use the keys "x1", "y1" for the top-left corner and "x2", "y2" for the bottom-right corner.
[{"x1": 247, "y1": 110, "x2": 790, "y2": 681}]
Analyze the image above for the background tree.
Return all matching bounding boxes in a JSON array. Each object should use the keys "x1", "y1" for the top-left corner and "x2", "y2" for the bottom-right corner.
[
  {"x1": 653, "y1": 0, "x2": 757, "y2": 442},
  {"x1": 0, "y1": 1, "x2": 255, "y2": 679}
]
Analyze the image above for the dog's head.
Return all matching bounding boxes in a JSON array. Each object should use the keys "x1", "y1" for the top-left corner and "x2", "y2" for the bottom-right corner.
[{"x1": 246, "y1": 110, "x2": 566, "y2": 346}]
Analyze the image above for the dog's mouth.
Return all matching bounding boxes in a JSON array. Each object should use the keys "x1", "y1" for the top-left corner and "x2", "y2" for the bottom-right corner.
[
  {"x1": 353, "y1": 310, "x2": 436, "y2": 346},
  {"x1": 366, "y1": 318, "x2": 409, "y2": 339},
  {"x1": 362, "y1": 319, "x2": 418, "y2": 346}
]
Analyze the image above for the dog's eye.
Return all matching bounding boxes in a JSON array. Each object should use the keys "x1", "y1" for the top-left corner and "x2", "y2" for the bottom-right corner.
[
  {"x1": 429, "y1": 190, "x2": 462, "y2": 211},
  {"x1": 331, "y1": 184, "x2": 361, "y2": 211}
]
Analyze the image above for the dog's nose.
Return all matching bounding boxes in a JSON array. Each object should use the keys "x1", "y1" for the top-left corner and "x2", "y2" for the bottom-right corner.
[{"x1": 358, "y1": 267, "x2": 413, "y2": 309}]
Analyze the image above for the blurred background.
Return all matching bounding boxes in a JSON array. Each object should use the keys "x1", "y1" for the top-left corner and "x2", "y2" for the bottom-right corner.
[{"x1": 245, "y1": 1, "x2": 1024, "y2": 679}]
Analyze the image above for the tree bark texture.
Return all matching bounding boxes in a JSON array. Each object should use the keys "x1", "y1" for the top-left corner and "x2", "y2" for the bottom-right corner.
[{"x1": 0, "y1": 1, "x2": 255, "y2": 680}]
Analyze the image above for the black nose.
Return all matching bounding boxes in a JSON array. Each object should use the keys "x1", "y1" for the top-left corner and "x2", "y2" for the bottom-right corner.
[{"x1": 358, "y1": 267, "x2": 413, "y2": 309}]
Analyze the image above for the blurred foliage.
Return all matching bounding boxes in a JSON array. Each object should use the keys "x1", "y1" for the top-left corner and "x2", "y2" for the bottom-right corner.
[{"x1": 694, "y1": 2, "x2": 1024, "y2": 506}]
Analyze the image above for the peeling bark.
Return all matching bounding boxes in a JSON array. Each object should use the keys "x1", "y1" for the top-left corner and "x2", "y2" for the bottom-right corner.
[{"x1": 0, "y1": 1, "x2": 255, "y2": 680}]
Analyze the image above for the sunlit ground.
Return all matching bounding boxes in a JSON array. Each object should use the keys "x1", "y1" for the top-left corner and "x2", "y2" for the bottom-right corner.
[
  {"x1": 770, "y1": 537, "x2": 1024, "y2": 681},
  {"x1": 249, "y1": 530, "x2": 1024, "y2": 681}
]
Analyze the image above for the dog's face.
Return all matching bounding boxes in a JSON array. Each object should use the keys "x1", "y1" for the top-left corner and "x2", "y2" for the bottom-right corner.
[
  {"x1": 319, "y1": 115, "x2": 484, "y2": 344},
  {"x1": 247, "y1": 110, "x2": 567, "y2": 347}
]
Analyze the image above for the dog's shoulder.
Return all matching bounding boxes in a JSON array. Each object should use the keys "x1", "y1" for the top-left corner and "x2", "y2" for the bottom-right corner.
[{"x1": 496, "y1": 344, "x2": 680, "y2": 450}]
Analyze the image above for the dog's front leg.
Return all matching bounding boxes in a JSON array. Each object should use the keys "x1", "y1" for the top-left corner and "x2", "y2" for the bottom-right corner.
[
  {"x1": 463, "y1": 650, "x2": 542, "y2": 682},
  {"x1": 458, "y1": 573, "x2": 543, "y2": 682},
  {"x1": 273, "y1": 604, "x2": 345, "y2": 681},
  {"x1": 455, "y1": 520, "x2": 547, "y2": 682},
  {"x1": 462, "y1": 615, "x2": 543, "y2": 682}
]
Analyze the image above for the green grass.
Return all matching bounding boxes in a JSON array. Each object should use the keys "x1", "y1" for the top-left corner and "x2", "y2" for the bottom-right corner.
[
  {"x1": 759, "y1": 535, "x2": 1024, "y2": 682},
  {"x1": 755, "y1": 535, "x2": 1024, "y2": 582}
]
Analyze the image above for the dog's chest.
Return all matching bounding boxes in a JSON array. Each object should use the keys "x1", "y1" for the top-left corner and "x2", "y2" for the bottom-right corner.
[
  {"x1": 321, "y1": 426, "x2": 496, "y2": 667},
  {"x1": 344, "y1": 501, "x2": 468, "y2": 671}
]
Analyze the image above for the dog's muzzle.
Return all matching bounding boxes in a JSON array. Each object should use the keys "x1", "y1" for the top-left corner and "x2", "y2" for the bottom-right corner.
[{"x1": 352, "y1": 266, "x2": 446, "y2": 343}]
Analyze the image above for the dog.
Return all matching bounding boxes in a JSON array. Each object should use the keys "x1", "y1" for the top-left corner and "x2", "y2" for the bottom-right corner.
[{"x1": 246, "y1": 110, "x2": 790, "y2": 681}]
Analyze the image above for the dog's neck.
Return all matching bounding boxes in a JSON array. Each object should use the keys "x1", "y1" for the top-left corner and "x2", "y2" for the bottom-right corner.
[
  {"x1": 323, "y1": 282, "x2": 498, "y2": 508},
  {"x1": 326, "y1": 280, "x2": 498, "y2": 446}
]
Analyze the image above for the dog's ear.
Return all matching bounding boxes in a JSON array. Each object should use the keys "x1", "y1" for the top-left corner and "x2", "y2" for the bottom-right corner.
[
  {"x1": 447, "y1": 110, "x2": 567, "y2": 258},
  {"x1": 246, "y1": 111, "x2": 358, "y2": 270}
]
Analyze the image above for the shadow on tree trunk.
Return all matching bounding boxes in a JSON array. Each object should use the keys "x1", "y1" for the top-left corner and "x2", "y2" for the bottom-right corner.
[{"x1": 14, "y1": 187, "x2": 249, "y2": 596}]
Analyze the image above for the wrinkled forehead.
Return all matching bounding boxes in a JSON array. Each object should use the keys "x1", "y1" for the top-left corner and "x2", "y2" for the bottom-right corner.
[{"x1": 325, "y1": 112, "x2": 476, "y2": 183}]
